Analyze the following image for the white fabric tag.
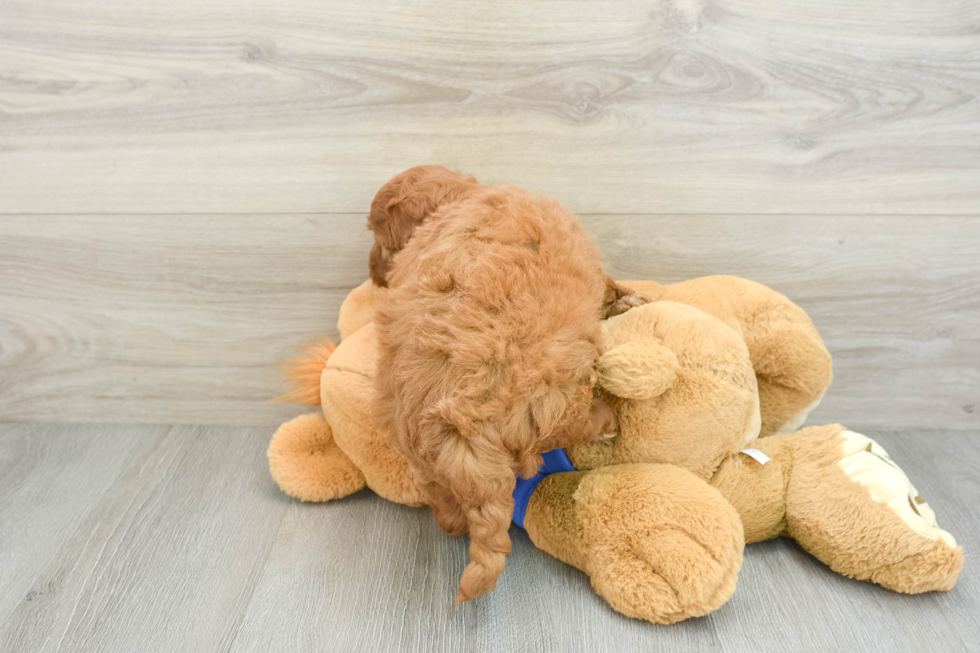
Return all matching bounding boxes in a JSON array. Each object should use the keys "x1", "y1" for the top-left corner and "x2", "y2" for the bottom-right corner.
[{"x1": 740, "y1": 448, "x2": 772, "y2": 465}]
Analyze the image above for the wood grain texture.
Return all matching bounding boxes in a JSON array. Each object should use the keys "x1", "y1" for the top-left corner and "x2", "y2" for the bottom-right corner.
[
  {"x1": 0, "y1": 0, "x2": 978, "y2": 215},
  {"x1": 0, "y1": 424, "x2": 155, "y2": 628},
  {"x1": 0, "y1": 424, "x2": 976, "y2": 652},
  {"x1": 0, "y1": 425, "x2": 289, "y2": 653},
  {"x1": 0, "y1": 215, "x2": 372, "y2": 425},
  {"x1": 2, "y1": 214, "x2": 977, "y2": 429}
]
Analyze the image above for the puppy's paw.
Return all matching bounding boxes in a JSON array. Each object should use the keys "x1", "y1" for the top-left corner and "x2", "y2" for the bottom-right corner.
[
  {"x1": 589, "y1": 398, "x2": 619, "y2": 442},
  {"x1": 435, "y1": 511, "x2": 469, "y2": 537},
  {"x1": 607, "y1": 292, "x2": 651, "y2": 317}
]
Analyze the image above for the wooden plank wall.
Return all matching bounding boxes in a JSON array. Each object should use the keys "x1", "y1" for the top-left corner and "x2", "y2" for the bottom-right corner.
[{"x1": 0, "y1": 0, "x2": 978, "y2": 428}]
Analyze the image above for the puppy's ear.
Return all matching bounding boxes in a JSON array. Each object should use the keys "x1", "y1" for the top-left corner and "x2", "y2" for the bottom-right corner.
[
  {"x1": 385, "y1": 168, "x2": 476, "y2": 225},
  {"x1": 369, "y1": 166, "x2": 479, "y2": 287},
  {"x1": 597, "y1": 340, "x2": 678, "y2": 400},
  {"x1": 386, "y1": 188, "x2": 433, "y2": 223},
  {"x1": 368, "y1": 241, "x2": 389, "y2": 288}
]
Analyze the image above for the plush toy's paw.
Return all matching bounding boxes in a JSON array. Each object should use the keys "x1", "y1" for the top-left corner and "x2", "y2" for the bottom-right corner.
[
  {"x1": 268, "y1": 413, "x2": 366, "y2": 502},
  {"x1": 575, "y1": 464, "x2": 744, "y2": 624},
  {"x1": 785, "y1": 425, "x2": 962, "y2": 593}
]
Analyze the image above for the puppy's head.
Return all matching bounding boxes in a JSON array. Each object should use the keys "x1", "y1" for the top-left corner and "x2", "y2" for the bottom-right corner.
[{"x1": 368, "y1": 165, "x2": 480, "y2": 287}]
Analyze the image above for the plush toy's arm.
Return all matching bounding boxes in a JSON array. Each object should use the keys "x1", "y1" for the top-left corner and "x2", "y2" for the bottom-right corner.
[
  {"x1": 596, "y1": 339, "x2": 678, "y2": 400},
  {"x1": 522, "y1": 464, "x2": 744, "y2": 624}
]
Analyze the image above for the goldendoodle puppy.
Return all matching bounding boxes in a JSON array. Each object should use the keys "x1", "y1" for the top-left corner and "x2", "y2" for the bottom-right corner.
[
  {"x1": 374, "y1": 184, "x2": 628, "y2": 602},
  {"x1": 367, "y1": 165, "x2": 645, "y2": 316}
]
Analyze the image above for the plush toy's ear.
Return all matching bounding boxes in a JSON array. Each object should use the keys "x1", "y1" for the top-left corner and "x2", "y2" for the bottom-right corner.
[{"x1": 597, "y1": 339, "x2": 679, "y2": 400}]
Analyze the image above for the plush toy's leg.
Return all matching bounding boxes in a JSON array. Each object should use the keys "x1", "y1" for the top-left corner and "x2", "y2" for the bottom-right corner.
[
  {"x1": 747, "y1": 320, "x2": 832, "y2": 437},
  {"x1": 710, "y1": 424, "x2": 963, "y2": 593},
  {"x1": 523, "y1": 464, "x2": 744, "y2": 624},
  {"x1": 268, "y1": 413, "x2": 367, "y2": 502}
]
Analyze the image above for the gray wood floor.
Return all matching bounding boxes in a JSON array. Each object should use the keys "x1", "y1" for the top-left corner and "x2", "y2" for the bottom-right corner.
[{"x1": 0, "y1": 423, "x2": 976, "y2": 652}]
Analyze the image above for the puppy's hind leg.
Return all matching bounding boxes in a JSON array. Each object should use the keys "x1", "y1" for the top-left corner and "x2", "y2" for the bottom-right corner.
[
  {"x1": 423, "y1": 480, "x2": 469, "y2": 536},
  {"x1": 539, "y1": 398, "x2": 619, "y2": 451}
]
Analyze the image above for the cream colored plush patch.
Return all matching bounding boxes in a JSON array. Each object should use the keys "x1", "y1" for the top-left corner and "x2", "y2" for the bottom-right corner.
[
  {"x1": 776, "y1": 392, "x2": 824, "y2": 435},
  {"x1": 837, "y1": 430, "x2": 956, "y2": 547}
]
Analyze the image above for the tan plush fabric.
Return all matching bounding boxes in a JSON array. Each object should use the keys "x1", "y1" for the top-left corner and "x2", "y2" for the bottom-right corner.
[
  {"x1": 779, "y1": 425, "x2": 962, "y2": 594},
  {"x1": 524, "y1": 464, "x2": 744, "y2": 624},
  {"x1": 622, "y1": 276, "x2": 833, "y2": 436},
  {"x1": 710, "y1": 424, "x2": 962, "y2": 593},
  {"x1": 337, "y1": 279, "x2": 379, "y2": 341},
  {"x1": 566, "y1": 301, "x2": 761, "y2": 480},
  {"x1": 709, "y1": 435, "x2": 791, "y2": 543},
  {"x1": 267, "y1": 413, "x2": 366, "y2": 502},
  {"x1": 320, "y1": 323, "x2": 424, "y2": 507},
  {"x1": 266, "y1": 277, "x2": 960, "y2": 626}
]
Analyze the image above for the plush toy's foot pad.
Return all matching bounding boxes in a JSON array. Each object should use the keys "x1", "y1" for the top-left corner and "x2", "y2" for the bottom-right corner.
[
  {"x1": 786, "y1": 426, "x2": 962, "y2": 594},
  {"x1": 836, "y1": 430, "x2": 956, "y2": 548},
  {"x1": 573, "y1": 464, "x2": 744, "y2": 624},
  {"x1": 268, "y1": 413, "x2": 366, "y2": 502}
]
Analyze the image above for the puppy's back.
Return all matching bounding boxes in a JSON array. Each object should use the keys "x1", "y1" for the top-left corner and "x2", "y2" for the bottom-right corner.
[{"x1": 375, "y1": 185, "x2": 608, "y2": 601}]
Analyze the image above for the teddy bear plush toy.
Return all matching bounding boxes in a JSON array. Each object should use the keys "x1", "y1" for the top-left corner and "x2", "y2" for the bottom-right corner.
[{"x1": 268, "y1": 276, "x2": 962, "y2": 624}]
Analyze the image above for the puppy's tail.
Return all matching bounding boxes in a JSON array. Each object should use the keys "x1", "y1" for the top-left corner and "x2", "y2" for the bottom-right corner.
[{"x1": 273, "y1": 339, "x2": 337, "y2": 405}]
